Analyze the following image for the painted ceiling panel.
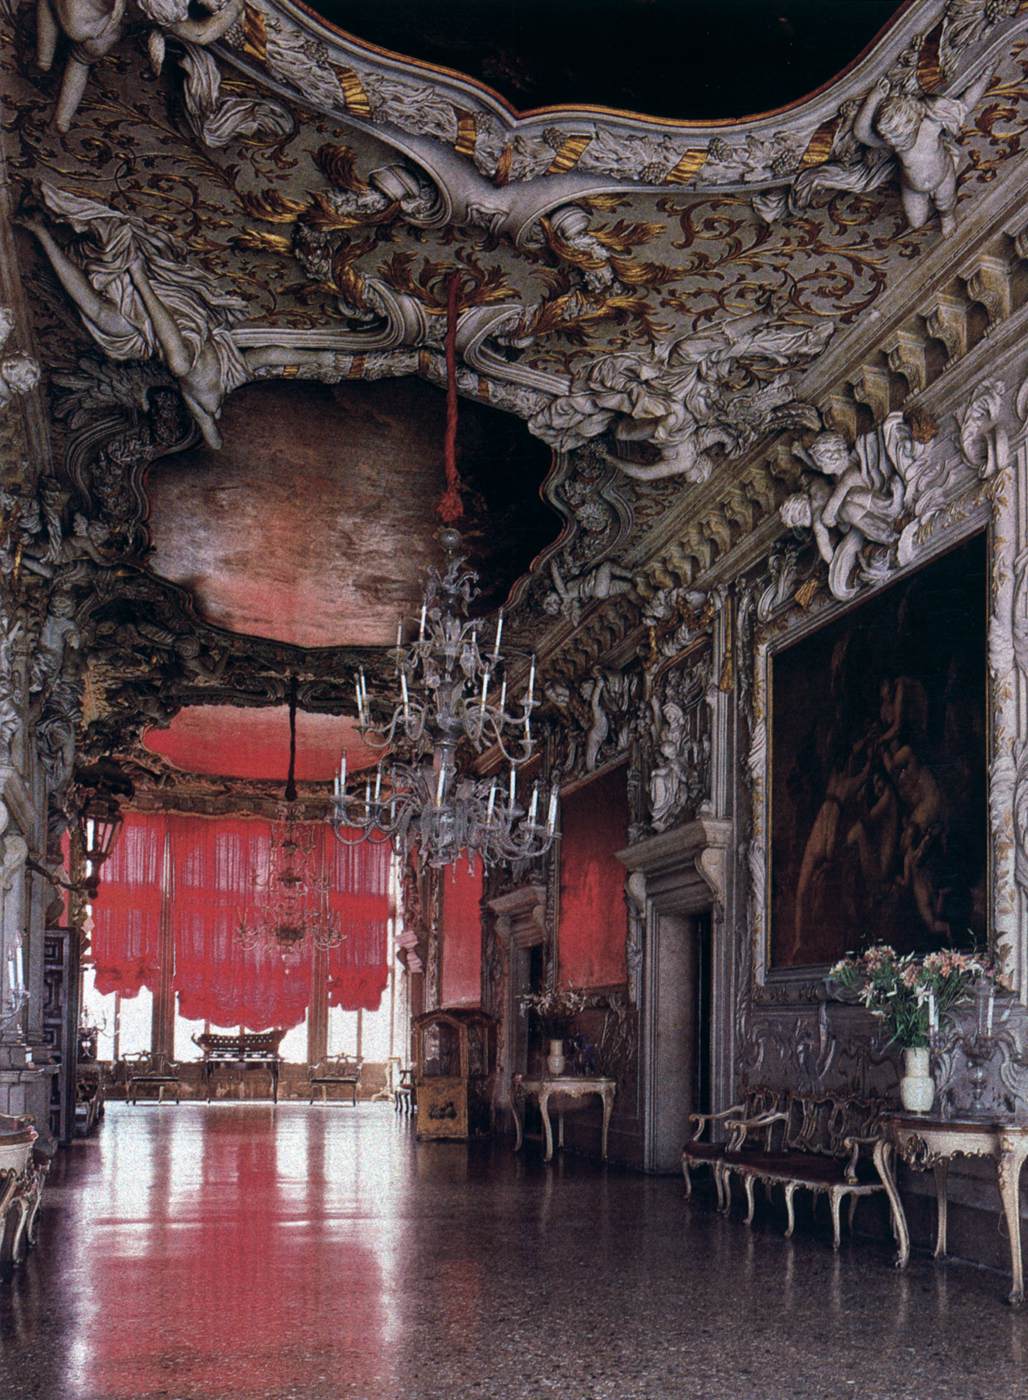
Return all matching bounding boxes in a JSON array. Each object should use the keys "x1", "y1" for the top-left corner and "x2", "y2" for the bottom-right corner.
[
  {"x1": 307, "y1": 0, "x2": 905, "y2": 119},
  {"x1": 145, "y1": 377, "x2": 554, "y2": 649},
  {"x1": 142, "y1": 706, "x2": 376, "y2": 782}
]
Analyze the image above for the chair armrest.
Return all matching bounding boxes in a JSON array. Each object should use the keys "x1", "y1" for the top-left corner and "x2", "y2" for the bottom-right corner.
[
  {"x1": 687, "y1": 1102, "x2": 745, "y2": 1142},
  {"x1": 723, "y1": 1110, "x2": 788, "y2": 1151},
  {"x1": 842, "y1": 1134, "x2": 882, "y2": 1183}
]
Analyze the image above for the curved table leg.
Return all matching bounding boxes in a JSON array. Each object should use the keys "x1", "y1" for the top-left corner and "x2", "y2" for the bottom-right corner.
[
  {"x1": 830, "y1": 1189, "x2": 843, "y2": 1252},
  {"x1": 600, "y1": 1087, "x2": 613, "y2": 1161},
  {"x1": 997, "y1": 1136, "x2": 1028, "y2": 1305},
  {"x1": 539, "y1": 1090, "x2": 555, "y2": 1164},
  {"x1": 784, "y1": 1181, "x2": 797, "y2": 1239},
  {"x1": 743, "y1": 1174, "x2": 756, "y2": 1226},
  {"x1": 933, "y1": 1161, "x2": 949, "y2": 1260},
  {"x1": 873, "y1": 1139, "x2": 910, "y2": 1269},
  {"x1": 511, "y1": 1088, "x2": 525, "y2": 1154}
]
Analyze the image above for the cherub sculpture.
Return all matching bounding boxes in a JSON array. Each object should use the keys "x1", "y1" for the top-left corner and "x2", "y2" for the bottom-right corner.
[
  {"x1": 35, "y1": 0, "x2": 244, "y2": 135},
  {"x1": 0, "y1": 308, "x2": 40, "y2": 410},
  {"x1": 781, "y1": 430, "x2": 905, "y2": 601},
  {"x1": 853, "y1": 68, "x2": 993, "y2": 236},
  {"x1": 541, "y1": 557, "x2": 635, "y2": 624}
]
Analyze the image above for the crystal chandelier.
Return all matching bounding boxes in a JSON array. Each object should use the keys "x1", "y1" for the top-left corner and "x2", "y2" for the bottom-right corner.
[
  {"x1": 330, "y1": 526, "x2": 558, "y2": 870},
  {"x1": 236, "y1": 680, "x2": 347, "y2": 962}
]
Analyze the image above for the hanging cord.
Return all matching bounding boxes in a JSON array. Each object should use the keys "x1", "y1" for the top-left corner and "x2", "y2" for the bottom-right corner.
[
  {"x1": 436, "y1": 270, "x2": 464, "y2": 525},
  {"x1": 285, "y1": 674, "x2": 298, "y2": 804}
]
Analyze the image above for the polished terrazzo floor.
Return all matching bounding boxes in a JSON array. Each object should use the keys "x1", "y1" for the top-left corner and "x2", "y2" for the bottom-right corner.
[{"x1": 0, "y1": 1104, "x2": 1025, "y2": 1400}]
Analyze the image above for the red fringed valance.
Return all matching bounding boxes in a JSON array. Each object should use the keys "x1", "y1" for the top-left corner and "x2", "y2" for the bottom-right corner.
[
  {"x1": 91, "y1": 811, "x2": 164, "y2": 998},
  {"x1": 89, "y1": 811, "x2": 393, "y2": 1028}
]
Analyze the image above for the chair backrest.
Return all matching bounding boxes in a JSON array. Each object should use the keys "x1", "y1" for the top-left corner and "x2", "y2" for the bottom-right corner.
[
  {"x1": 781, "y1": 1090, "x2": 887, "y2": 1158},
  {"x1": 310, "y1": 1056, "x2": 362, "y2": 1080}
]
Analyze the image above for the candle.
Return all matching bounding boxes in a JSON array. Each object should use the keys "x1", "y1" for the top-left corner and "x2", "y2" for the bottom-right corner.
[
  {"x1": 396, "y1": 619, "x2": 403, "y2": 649},
  {"x1": 987, "y1": 985, "x2": 995, "y2": 1037},
  {"x1": 354, "y1": 676, "x2": 363, "y2": 720},
  {"x1": 436, "y1": 766, "x2": 446, "y2": 805},
  {"x1": 499, "y1": 678, "x2": 507, "y2": 714},
  {"x1": 528, "y1": 783, "x2": 538, "y2": 823},
  {"x1": 928, "y1": 992, "x2": 937, "y2": 1034},
  {"x1": 494, "y1": 611, "x2": 504, "y2": 652},
  {"x1": 547, "y1": 787, "x2": 558, "y2": 833},
  {"x1": 340, "y1": 753, "x2": 347, "y2": 788},
  {"x1": 400, "y1": 671, "x2": 410, "y2": 717},
  {"x1": 374, "y1": 766, "x2": 382, "y2": 802},
  {"x1": 509, "y1": 767, "x2": 516, "y2": 804},
  {"x1": 486, "y1": 780, "x2": 497, "y2": 822},
  {"x1": 364, "y1": 780, "x2": 371, "y2": 807},
  {"x1": 527, "y1": 655, "x2": 536, "y2": 705},
  {"x1": 15, "y1": 946, "x2": 24, "y2": 993},
  {"x1": 480, "y1": 668, "x2": 490, "y2": 709},
  {"x1": 419, "y1": 603, "x2": 427, "y2": 640},
  {"x1": 333, "y1": 774, "x2": 340, "y2": 800}
]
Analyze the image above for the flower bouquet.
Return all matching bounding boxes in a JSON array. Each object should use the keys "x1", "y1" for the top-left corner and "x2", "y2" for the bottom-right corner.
[
  {"x1": 828, "y1": 944, "x2": 1007, "y2": 1049},
  {"x1": 518, "y1": 985, "x2": 590, "y2": 1039}
]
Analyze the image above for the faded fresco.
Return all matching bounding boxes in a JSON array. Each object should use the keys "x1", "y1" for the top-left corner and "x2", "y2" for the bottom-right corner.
[{"x1": 770, "y1": 533, "x2": 987, "y2": 969}]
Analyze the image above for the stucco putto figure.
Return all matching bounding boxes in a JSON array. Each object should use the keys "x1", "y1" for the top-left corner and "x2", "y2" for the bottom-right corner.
[{"x1": 35, "y1": 0, "x2": 243, "y2": 134}]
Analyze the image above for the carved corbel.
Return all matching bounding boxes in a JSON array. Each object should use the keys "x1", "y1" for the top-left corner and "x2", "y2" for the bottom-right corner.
[
  {"x1": 960, "y1": 379, "x2": 1008, "y2": 479},
  {"x1": 925, "y1": 294, "x2": 970, "y2": 367},
  {"x1": 883, "y1": 329, "x2": 928, "y2": 397},
  {"x1": 821, "y1": 391, "x2": 860, "y2": 444},
  {"x1": 962, "y1": 255, "x2": 1013, "y2": 330},
  {"x1": 848, "y1": 365, "x2": 892, "y2": 425}
]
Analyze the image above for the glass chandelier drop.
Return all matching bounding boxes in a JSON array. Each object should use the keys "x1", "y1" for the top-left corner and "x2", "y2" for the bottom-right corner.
[
  {"x1": 329, "y1": 526, "x2": 558, "y2": 870},
  {"x1": 236, "y1": 680, "x2": 347, "y2": 962}
]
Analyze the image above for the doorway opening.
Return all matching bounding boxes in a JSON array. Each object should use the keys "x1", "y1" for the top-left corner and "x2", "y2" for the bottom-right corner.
[{"x1": 647, "y1": 907, "x2": 712, "y2": 1173}]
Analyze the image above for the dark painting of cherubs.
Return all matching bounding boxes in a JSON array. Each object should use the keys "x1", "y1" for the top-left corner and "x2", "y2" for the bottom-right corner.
[{"x1": 769, "y1": 533, "x2": 987, "y2": 970}]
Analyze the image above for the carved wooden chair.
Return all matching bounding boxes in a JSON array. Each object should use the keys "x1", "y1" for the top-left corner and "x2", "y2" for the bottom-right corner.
[
  {"x1": 308, "y1": 1056, "x2": 362, "y2": 1105},
  {"x1": 682, "y1": 1087, "x2": 780, "y2": 1208}
]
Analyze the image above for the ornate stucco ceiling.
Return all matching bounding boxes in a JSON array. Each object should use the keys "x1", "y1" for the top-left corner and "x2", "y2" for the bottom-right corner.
[
  {"x1": 2, "y1": 0, "x2": 1027, "y2": 806},
  {"x1": 301, "y1": 0, "x2": 906, "y2": 120}
]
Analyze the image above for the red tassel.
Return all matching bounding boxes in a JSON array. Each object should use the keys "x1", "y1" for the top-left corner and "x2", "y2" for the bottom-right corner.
[{"x1": 437, "y1": 270, "x2": 464, "y2": 524}]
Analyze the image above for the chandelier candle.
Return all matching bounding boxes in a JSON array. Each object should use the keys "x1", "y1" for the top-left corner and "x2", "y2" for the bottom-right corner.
[{"x1": 329, "y1": 529, "x2": 558, "y2": 869}]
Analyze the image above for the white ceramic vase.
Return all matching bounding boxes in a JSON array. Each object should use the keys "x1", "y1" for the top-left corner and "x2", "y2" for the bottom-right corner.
[
  {"x1": 546, "y1": 1039, "x2": 565, "y2": 1077},
  {"x1": 899, "y1": 1045, "x2": 935, "y2": 1113}
]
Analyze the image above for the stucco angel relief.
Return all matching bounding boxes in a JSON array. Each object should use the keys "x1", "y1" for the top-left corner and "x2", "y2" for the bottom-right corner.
[
  {"x1": 35, "y1": 0, "x2": 245, "y2": 133},
  {"x1": 527, "y1": 309, "x2": 833, "y2": 483},
  {"x1": 18, "y1": 184, "x2": 354, "y2": 447}
]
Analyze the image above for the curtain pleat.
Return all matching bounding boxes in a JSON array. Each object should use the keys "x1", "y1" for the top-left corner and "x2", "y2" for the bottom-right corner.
[{"x1": 90, "y1": 811, "x2": 394, "y2": 1028}]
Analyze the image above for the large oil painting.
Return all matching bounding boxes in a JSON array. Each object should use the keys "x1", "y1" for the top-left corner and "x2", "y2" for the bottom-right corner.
[{"x1": 769, "y1": 532, "x2": 987, "y2": 970}]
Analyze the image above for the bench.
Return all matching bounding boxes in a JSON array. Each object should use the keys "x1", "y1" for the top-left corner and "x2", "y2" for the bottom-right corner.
[
  {"x1": 718, "y1": 1089, "x2": 892, "y2": 1250},
  {"x1": 682, "y1": 1088, "x2": 781, "y2": 1208},
  {"x1": 0, "y1": 1116, "x2": 48, "y2": 1279},
  {"x1": 308, "y1": 1056, "x2": 362, "y2": 1105},
  {"x1": 123, "y1": 1053, "x2": 181, "y2": 1105}
]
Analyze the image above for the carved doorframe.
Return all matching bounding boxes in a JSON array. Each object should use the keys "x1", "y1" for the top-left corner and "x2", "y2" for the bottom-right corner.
[
  {"x1": 618, "y1": 818, "x2": 733, "y2": 1173},
  {"x1": 484, "y1": 883, "x2": 547, "y2": 1121}
]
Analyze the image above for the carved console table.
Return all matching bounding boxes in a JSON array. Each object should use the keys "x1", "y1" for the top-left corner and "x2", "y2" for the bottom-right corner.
[
  {"x1": 873, "y1": 1114, "x2": 1028, "y2": 1305},
  {"x1": 512, "y1": 1076, "x2": 616, "y2": 1164}
]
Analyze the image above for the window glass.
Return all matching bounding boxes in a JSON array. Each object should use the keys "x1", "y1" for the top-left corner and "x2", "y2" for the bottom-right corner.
[
  {"x1": 117, "y1": 987, "x2": 153, "y2": 1057},
  {"x1": 327, "y1": 1006, "x2": 358, "y2": 1057},
  {"x1": 173, "y1": 999, "x2": 205, "y2": 1061},
  {"x1": 277, "y1": 1017, "x2": 308, "y2": 1063},
  {"x1": 81, "y1": 966, "x2": 116, "y2": 1062}
]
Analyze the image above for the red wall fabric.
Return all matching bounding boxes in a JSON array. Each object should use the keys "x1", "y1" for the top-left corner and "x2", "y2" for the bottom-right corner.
[
  {"x1": 440, "y1": 859, "x2": 483, "y2": 1007},
  {"x1": 558, "y1": 765, "x2": 628, "y2": 989},
  {"x1": 91, "y1": 812, "x2": 164, "y2": 997}
]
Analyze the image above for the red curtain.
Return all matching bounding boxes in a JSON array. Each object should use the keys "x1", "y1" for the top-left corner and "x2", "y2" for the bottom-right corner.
[
  {"x1": 323, "y1": 831, "x2": 391, "y2": 1012},
  {"x1": 90, "y1": 811, "x2": 393, "y2": 1029},
  {"x1": 170, "y1": 815, "x2": 312, "y2": 1032},
  {"x1": 90, "y1": 811, "x2": 163, "y2": 997},
  {"x1": 558, "y1": 765, "x2": 629, "y2": 988}
]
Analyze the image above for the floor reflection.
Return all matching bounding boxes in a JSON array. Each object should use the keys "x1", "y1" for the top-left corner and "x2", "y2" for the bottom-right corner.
[{"x1": 0, "y1": 1104, "x2": 1025, "y2": 1400}]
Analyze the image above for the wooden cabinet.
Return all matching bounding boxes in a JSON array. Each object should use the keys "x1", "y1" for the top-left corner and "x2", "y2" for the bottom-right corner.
[{"x1": 413, "y1": 1008, "x2": 495, "y2": 1141}]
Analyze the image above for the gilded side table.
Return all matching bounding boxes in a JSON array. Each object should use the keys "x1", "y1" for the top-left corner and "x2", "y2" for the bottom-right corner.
[
  {"x1": 873, "y1": 1114, "x2": 1028, "y2": 1305},
  {"x1": 512, "y1": 1076, "x2": 616, "y2": 1164}
]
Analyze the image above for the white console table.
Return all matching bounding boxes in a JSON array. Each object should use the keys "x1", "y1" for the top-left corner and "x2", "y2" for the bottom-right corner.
[{"x1": 512, "y1": 1075, "x2": 616, "y2": 1164}]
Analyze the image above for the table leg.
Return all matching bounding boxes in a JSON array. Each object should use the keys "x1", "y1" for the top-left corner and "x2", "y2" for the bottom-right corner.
[
  {"x1": 997, "y1": 1136, "x2": 1027, "y2": 1305},
  {"x1": 539, "y1": 1090, "x2": 555, "y2": 1163},
  {"x1": 511, "y1": 1088, "x2": 524, "y2": 1154},
  {"x1": 933, "y1": 1161, "x2": 949, "y2": 1260},
  {"x1": 873, "y1": 1138, "x2": 910, "y2": 1270},
  {"x1": 600, "y1": 1087, "x2": 613, "y2": 1161}
]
